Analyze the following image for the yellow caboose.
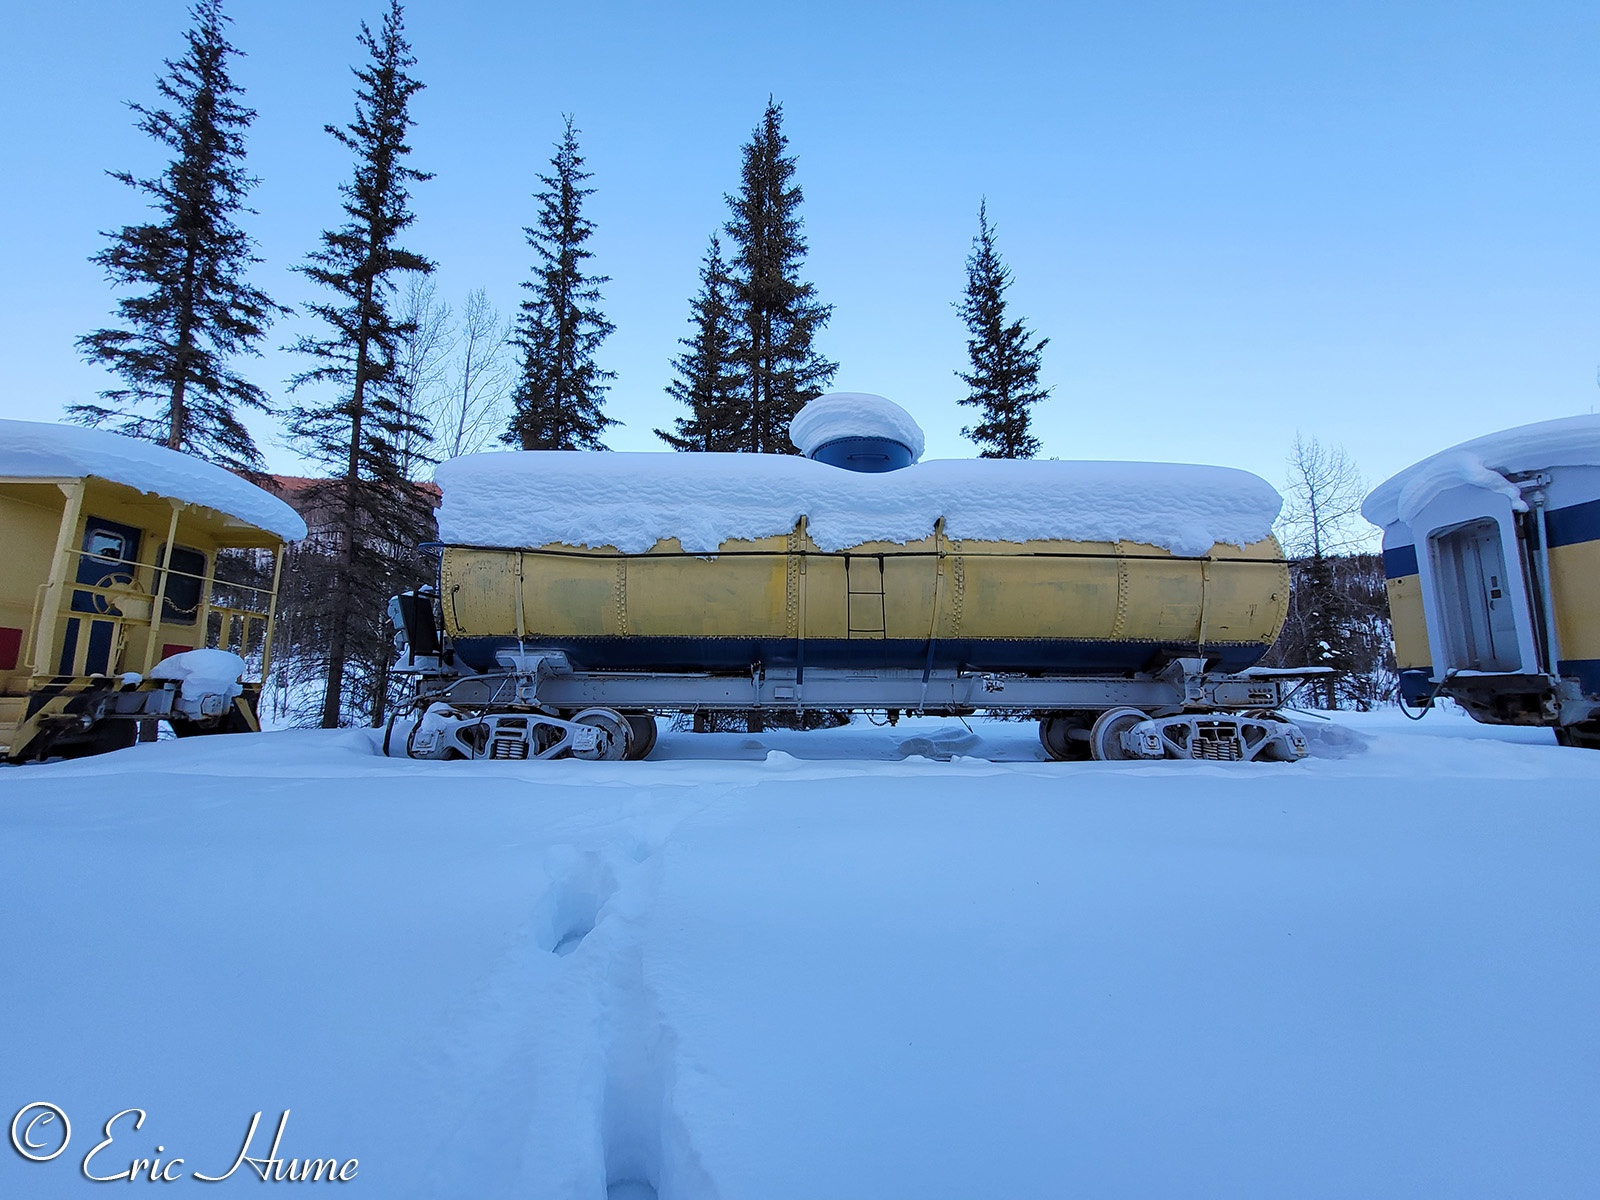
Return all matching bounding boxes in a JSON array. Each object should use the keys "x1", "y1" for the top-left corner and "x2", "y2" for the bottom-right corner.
[{"x1": 1, "y1": 420, "x2": 306, "y2": 761}]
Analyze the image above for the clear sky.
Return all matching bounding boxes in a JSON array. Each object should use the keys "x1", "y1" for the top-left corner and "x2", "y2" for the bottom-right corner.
[{"x1": 2, "y1": 0, "x2": 1596, "y2": 500}]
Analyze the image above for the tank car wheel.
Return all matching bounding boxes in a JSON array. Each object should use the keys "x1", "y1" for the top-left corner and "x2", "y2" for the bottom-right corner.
[
  {"x1": 1088, "y1": 707, "x2": 1159, "y2": 762},
  {"x1": 1555, "y1": 720, "x2": 1600, "y2": 750},
  {"x1": 623, "y1": 713, "x2": 658, "y2": 760},
  {"x1": 569, "y1": 708, "x2": 631, "y2": 762},
  {"x1": 384, "y1": 706, "x2": 422, "y2": 758},
  {"x1": 1039, "y1": 713, "x2": 1090, "y2": 761}
]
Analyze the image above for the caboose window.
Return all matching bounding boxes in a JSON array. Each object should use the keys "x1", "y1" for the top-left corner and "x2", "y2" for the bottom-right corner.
[
  {"x1": 153, "y1": 545, "x2": 207, "y2": 625},
  {"x1": 85, "y1": 530, "x2": 127, "y2": 561}
]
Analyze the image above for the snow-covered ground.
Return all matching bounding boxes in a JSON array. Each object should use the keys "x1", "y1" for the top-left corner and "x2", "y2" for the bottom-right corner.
[{"x1": 3, "y1": 709, "x2": 1597, "y2": 1197}]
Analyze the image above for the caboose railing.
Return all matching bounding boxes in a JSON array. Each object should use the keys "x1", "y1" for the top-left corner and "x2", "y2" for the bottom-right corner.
[{"x1": 30, "y1": 542, "x2": 283, "y2": 684}]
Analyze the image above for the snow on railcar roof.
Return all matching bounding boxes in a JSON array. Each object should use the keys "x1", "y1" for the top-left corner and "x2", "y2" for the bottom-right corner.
[
  {"x1": 789, "y1": 393, "x2": 927, "y2": 460},
  {"x1": 0, "y1": 419, "x2": 307, "y2": 542},
  {"x1": 1362, "y1": 413, "x2": 1600, "y2": 530},
  {"x1": 434, "y1": 450, "x2": 1282, "y2": 557}
]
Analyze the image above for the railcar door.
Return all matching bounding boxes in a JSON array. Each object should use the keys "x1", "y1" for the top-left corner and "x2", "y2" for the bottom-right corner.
[
  {"x1": 59, "y1": 517, "x2": 142, "y2": 676},
  {"x1": 1430, "y1": 518, "x2": 1520, "y2": 672}
]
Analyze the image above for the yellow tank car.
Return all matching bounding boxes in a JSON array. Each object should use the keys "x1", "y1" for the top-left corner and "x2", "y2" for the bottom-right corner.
[
  {"x1": 1364, "y1": 414, "x2": 1600, "y2": 747},
  {"x1": 389, "y1": 395, "x2": 1312, "y2": 764},
  {"x1": 437, "y1": 526, "x2": 1289, "y2": 679},
  {"x1": 1, "y1": 420, "x2": 306, "y2": 761}
]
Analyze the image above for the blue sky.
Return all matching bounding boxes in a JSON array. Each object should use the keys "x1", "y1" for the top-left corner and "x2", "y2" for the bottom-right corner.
[{"x1": 2, "y1": 0, "x2": 1596, "y2": 497}]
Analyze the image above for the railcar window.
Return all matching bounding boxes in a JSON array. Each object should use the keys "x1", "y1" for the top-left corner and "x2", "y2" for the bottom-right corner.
[{"x1": 153, "y1": 545, "x2": 207, "y2": 625}]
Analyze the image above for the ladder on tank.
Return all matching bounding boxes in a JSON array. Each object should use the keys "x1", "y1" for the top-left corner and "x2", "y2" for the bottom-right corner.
[{"x1": 846, "y1": 554, "x2": 885, "y2": 640}]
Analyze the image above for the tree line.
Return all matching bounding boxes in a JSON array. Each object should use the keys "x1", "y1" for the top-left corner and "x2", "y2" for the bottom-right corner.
[
  {"x1": 73, "y1": 0, "x2": 1056, "y2": 725},
  {"x1": 76, "y1": 0, "x2": 1055, "y2": 471}
]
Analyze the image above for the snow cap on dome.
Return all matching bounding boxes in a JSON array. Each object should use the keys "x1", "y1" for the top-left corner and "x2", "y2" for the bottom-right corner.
[{"x1": 789, "y1": 393, "x2": 926, "y2": 462}]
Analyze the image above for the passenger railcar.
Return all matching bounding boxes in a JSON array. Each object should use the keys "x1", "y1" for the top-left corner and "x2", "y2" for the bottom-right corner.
[
  {"x1": 1, "y1": 421, "x2": 307, "y2": 761},
  {"x1": 1363, "y1": 414, "x2": 1600, "y2": 748}
]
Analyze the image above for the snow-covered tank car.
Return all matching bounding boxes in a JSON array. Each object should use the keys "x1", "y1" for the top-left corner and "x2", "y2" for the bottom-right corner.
[
  {"x1": 391, "y1": 395, "x2": 1314, "y2": 762},
  {"x1": 0, "y1": 421, "x2": 306, "y2": 761},
  {"x1": 1363, "y1": 414, "x2": 1600, "y2": 748}
]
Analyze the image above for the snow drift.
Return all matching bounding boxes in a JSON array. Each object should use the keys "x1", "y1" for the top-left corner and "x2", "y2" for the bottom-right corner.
[{"x1": 2, "y1": 712, "x2": 1598, "y2": 1200}]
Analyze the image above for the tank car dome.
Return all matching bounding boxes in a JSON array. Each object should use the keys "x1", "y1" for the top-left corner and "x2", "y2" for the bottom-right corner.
[{"x1": 789, "y1": 392, "x2": 925, "y2": 473}]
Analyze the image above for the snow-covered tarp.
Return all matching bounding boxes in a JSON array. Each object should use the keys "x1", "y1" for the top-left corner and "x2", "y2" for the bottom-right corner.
[
  {"x1": 788, "y1": 392, "x2": 927, "y2": 460},
  {"x1": 435, "y1": 452, "x2": 1283, "y2": 557},
  {"x1": 0, "y1": 419, "x2": 307, "y2": 542},
  {"x1": 1363, "y1": 413, "x2": 1600, "y2": 530},
  {"x1": 148, "y1": 648, "x2": 246, "y2": 701}
]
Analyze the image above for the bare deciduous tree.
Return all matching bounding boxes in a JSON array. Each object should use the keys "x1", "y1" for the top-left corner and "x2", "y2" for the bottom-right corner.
[
  {"x1": 1278, "y1": 434, "x2": 1367, "y2": 559},
  {"x1": 1272, "y1": 434, "x2": 1380, "y2": 707},
  {"x1": 393, "y1": 276, "x2": 455, "y2": 478},
  {"x1": 434, "y1": 288, "x2": 514, "y2": 461}
]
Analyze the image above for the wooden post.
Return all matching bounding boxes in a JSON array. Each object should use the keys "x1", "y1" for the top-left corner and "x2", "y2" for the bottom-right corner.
[
  {"x1": 196, "y1": 539, "x2": 219, "y2": 651},
  {"x1": 142, "y1": 501, "x2": 183, "y2": 674},
  {"x1": 259, "y1": 545, "x2": 285, "y2": 682},
  {"x1": 32, "y1": 480, "x2": 86, "y2": 676}
]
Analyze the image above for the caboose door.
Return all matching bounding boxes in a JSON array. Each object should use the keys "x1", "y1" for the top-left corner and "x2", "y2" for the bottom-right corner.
[{"x1": 59, "y1": 517, "x2": 143, "y2": 677}]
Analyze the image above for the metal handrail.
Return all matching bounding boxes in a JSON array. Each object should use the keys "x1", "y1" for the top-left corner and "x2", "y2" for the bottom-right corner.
[
  {"x1": 59, "y1": 546, "x2": 280, "y2": 601},
  {"x1": 37, "y1": 584, "x2": 272, "y2": 681}
]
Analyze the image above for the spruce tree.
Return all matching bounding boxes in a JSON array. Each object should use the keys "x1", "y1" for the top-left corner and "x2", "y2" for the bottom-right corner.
[
  {"x1": 723, "y1": 99, "x2": 836, "y2": 453},
  {"x1": 285, "y1": 0, "x2": 434, "y2": 728},
  {"x1": 657, "y1": 234, "x2": 743, "y2": 450},
  {"x1": 507, "y1": 116, "x2": 616, "y2": 450},
  {"x1": 72, "y1": 0, "x2": 285, "y2": 472},
  {"x1": 955, "y1": 201, "x2": 1051, "y2": 459}
]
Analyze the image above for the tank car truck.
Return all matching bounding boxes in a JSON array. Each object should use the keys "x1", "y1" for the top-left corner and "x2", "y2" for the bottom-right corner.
[
  {"x1": 1, "y1": 420, "x2": 306, "y2": 761},
  {"x1": 1363, "y1": 414, "x2": 1600, "y2": 748},
  {"x1": 386, "y1": 394, "x2": 1320, "y2": 763}
]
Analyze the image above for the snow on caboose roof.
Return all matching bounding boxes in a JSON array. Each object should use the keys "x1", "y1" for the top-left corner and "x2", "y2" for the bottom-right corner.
[
  {"x1": 0, "y1": 419, "x2": 307, "y2": 542},
  {"x1": 1362, "y1": 413, "x2": 1600, "y2": 530},
  {"x1": 433, "y1": 451, "x2": 1282, "y2": 557}
]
